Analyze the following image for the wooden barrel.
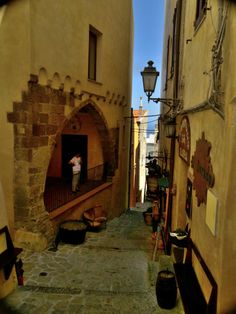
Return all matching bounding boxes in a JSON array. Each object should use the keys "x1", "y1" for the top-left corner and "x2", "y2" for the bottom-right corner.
[{"x1": 156, "y1": 270, "x2": 177, "y2": 309}]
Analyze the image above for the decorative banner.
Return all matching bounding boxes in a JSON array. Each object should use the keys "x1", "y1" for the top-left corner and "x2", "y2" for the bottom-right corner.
[
  {"x1": 179, "y1": 116, "x2": 191, "y2": 164},
  {"x1": 191, "y1": 132, "x2": 215, "y2": 206}
]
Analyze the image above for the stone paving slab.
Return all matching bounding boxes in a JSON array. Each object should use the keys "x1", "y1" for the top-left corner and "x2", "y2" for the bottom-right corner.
[{"x1": 0, "y1": 209, "x2": 184, "y2": 314}]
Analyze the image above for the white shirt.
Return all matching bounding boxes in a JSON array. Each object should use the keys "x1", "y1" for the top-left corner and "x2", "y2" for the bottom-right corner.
[{"x1": 70, "y1": 156, "x2": 81, "y2": 174}]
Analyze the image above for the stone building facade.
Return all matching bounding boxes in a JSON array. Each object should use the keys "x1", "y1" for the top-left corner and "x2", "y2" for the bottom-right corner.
[
  {"x1": 161, "y1": 0, "x2": 236, "y2": 312},
  {"x1": 0, "y1": 0, "x2": 133, "y2": 298}
]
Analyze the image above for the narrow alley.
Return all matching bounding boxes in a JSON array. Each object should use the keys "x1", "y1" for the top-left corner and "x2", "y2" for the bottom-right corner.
[{"x1": 0, "y1": 207, "x2": 183, "y2": 314}]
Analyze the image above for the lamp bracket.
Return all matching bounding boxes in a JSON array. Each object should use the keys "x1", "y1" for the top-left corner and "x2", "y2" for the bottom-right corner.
[
  {"x1": 148, "y1": 97, "x2": 181, "y2": 107},
  {"x1": 149, "y1": 97, "x2": 183, "y2": 119}
]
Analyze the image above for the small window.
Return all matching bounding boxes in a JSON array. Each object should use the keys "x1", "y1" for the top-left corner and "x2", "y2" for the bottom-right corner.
[
  {"x1": 194, "y1": 0, "x2": 207, "y2": 29},
  {"x1": 88, "y1": 31, "x2": 97, "y2": 81},
  {"x1": 88, "y1": 26, "x2": 102, "y2": 82},
  {"x1": 164, "y1": 36, "x2": 171, "y2": 91},
  {"x1": 169, "y1": 0, "x2": 181, "y2": 80}
]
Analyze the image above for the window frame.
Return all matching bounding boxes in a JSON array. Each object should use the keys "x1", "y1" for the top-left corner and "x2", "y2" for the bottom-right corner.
[
  {"x1": 194, "y1": 0, "x2": 207, "y2": 30},
  {"x1": 164, "y1": 36, "x2": 171, "y2": 91},
  {"x1": 88, "y1": 25, "x2": 102, "y2": 83},
  {"x1": 88, "y1": 30, "x2": 97, "y2": 81}
]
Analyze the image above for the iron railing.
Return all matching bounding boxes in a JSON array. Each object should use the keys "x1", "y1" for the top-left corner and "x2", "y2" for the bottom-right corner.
[
  {"x1": 44, "y1": 164, "x2": 106, "y2": 212},
  {"x1": 87, "y1": 164, "x2": 104, "y2": 181}
]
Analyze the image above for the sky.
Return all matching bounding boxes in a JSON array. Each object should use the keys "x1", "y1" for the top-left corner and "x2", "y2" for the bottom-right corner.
[{"x1": 132, "y1": 0, "x2": 165, "y2": 132}]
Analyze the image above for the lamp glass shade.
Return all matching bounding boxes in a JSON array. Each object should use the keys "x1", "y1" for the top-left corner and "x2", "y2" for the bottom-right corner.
[
  {"x1": 141, "y1": 61, "x2": 159, "y2": 98},
  {"x1": 165, "y1": 119, "x2": 176, "y2": 138}
]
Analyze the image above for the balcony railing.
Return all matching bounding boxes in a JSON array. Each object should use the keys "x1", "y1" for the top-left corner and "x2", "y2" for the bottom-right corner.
[
  {"x1": 87, "y1": 164, "x2": 104, "y2": 181},
  {"x1": 44, "y1": 164, "x2": 106, "y2": 212}
]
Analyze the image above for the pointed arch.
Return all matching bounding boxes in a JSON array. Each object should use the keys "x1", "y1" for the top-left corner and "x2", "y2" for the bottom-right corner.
[{"x1": 58, "y1": 98, "x2": 114, "y2": 176}]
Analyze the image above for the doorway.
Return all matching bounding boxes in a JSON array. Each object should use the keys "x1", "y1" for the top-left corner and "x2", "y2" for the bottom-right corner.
[{"x1": 61, "y1": 134, "x2": 88, "y2": 182}]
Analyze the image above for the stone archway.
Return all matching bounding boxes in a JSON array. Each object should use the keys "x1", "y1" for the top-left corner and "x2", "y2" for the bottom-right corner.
[
  {"x1": 72, "y1": 100, "x2": 118, "y2": 177},
  {"x1": 7, "y1": 74, "x2": 117, "y2": 246}
]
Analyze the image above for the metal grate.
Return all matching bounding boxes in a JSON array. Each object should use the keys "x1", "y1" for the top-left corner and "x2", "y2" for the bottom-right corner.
[{"x1": 22, "y1": 285, "x2": 82, "y2": 295}]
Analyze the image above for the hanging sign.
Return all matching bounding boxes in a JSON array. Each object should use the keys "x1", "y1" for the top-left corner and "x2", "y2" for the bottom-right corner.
[
  {"x1": 191, "y1": 132, "x2": 215, "y2": 206},
  {"x1": 179, "y1": 116, "x2": 191, "y2": 164}
]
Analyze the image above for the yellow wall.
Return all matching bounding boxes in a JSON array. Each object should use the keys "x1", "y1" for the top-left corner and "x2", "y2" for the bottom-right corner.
[
  {"x1": 161, "y1": 1, "x2": 236, "y2": 312},
  {"x1": 0, "y1": 0, "x2": 133, "y2": 298},
  {"x1": 0, "y1": 0, "x2": 133, "y2": 223},
  {"x1": 130, "y1": 113, "x2": 142, "y2": 207}
]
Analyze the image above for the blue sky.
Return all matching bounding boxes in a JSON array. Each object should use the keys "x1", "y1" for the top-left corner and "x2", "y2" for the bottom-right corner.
[{"x1": 132, "y1": 0, "x2": 165, "y2": 131}]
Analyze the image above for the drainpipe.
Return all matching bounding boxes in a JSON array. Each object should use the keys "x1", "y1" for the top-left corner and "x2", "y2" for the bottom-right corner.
[{"x1": 127, "y1": 107, "x2": 133, "y2": 210}]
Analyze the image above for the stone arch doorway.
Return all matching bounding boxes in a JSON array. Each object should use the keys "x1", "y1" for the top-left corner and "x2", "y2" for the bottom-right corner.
[
  {"x1": 7, "y1": 75, "x2": 115, "y2": 246},
  {"x1": 44, "y1": 100, "x2": 114, "y2": 211},
  {"x1": 44, "y1": 100, "x2": 114, "y2": 212}
]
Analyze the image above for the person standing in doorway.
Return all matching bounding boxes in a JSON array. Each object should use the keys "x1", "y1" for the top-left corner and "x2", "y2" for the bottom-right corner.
[{"x1": 69, "y1": 153, "x2": 82, "y2": 193}]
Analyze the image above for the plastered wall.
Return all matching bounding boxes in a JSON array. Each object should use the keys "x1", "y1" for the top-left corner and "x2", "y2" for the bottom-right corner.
[{"x1": 161, "y1": 1, "x2": 236, "y2": 312}]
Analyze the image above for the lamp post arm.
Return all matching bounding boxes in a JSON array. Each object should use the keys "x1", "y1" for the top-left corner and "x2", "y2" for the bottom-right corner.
[{"x1": 148, "y1": 97, "x2": 181, "y2": 107}]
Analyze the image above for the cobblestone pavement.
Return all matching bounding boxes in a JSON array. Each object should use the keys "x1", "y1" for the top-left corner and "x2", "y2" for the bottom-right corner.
[{"x1": 0, "y1": 207, "x2": 184, "y2": 314}]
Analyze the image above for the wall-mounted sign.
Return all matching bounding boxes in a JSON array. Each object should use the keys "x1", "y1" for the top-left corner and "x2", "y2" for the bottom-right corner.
[
  {"x1": 191, "y1": 132, "x2": 215, "y2": 206},
  {"x1": 179, "y1": 116, "x2": 191, "y2": 164}
]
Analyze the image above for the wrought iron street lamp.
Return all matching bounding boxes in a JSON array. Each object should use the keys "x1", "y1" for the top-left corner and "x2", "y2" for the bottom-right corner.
[
  {"x1": 141, "y1": 60, "x2": 182, "y2": 110},
  {"x1": 140, "y1": 60, "x2": 159, "y2": 101},
  {"x1": 141, "y1": 60, "x2": 182, "y2": 139},
  {"x1": 164, "y1": 118, "x2": 179, "y2": 139}
]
